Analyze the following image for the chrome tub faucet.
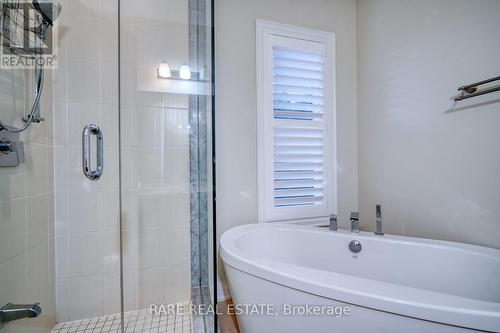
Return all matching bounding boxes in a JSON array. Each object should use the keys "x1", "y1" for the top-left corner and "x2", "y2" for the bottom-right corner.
[
  {"x1": 350, "y1": 212, "x2": 359, "y2": 233},
  {"x1": 375, "y1": 204, "x2": 384, "y2": 235},
  {"x1": 0, "y1": 303, "x2": 41, "y2": 325},
  {"x1": 329, "y1": 214, "x2": 338, "y2": 231}
]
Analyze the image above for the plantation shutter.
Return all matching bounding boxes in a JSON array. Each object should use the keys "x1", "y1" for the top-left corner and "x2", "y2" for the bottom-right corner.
[
  {"x1": 273, "y1": 47, "x2": 325, "y2": 208},
  {"x1": 258, "y1": 23, "x2": 336, "y2": 222}
]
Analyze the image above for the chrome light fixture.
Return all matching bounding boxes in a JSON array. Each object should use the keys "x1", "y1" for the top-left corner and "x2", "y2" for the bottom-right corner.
[{"x1": 158, "y1": 60, "x2": 205, "y2": 82}]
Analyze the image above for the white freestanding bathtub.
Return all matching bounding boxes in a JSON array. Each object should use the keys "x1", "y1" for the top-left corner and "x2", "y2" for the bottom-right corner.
[{"x1": 220, "y1": 223, "x2": 500, "y2": 333}]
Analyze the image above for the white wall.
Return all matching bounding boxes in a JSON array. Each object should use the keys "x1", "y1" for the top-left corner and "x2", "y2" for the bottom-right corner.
[
  {"x1": 0, "y1": 52, "x2": 56, "y2": 333},
  {"x1": 357, "y1": 0, "x2": 500, "y2": 248},
  {"x1": 215, "y1": 0, "x2": 358, "y2": 297}
]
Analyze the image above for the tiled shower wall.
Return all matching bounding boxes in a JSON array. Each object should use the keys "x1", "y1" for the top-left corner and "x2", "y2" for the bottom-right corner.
[
  {"x1": 0, "y1": 67, "x2": 56, "y2": 331},
  {"x1": 53, "y1": 0, "x2": 192, "y2": 322}
]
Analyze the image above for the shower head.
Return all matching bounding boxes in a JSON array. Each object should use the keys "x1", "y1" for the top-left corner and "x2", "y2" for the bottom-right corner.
[
  {"x1": 31, "y1": 0, "x2": 61, "y2": 42},
  {"x1": 32, "y1": 0, "x2": 62, "y2": 26}
]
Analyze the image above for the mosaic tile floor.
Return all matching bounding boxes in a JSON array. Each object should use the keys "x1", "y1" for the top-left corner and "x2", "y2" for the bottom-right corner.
[{"x1": 50, "y1": 305, "x2": 192, "y2": 333}]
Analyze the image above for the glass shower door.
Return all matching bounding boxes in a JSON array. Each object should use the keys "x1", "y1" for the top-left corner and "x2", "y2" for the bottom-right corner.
[
  {"x1": 1, "y1": 0, "x2": 122, "y2": 331},
  {"x1": 0, "y1": 0, "x2": 214, "y2": 331},
  {"x1": 118, "y1": 0, "x2": 214, "y2": 332}
]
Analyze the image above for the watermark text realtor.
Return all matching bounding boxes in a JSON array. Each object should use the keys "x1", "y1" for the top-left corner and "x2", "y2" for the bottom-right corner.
[{"x1": 1, "y1": 0, "x2": 59, "y2": 69}]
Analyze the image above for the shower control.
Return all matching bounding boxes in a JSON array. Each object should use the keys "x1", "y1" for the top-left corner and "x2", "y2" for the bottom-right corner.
[
  {"x1": 0, "y1": 141, "x2": 13, "y2": 152},
  {"x1": 348, "y1": 240, "x2": 362, "y2": 253},
  {"x1": 0, "y1": 130, "x2": 25, "y2": 167}
]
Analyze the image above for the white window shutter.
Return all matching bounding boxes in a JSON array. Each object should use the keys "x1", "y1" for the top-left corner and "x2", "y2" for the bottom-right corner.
[
  {"x1": 273, "y1": 47, "x2": 325, "y2": 210},
  {"x1": 257, "y1": 21, "x2": 337, "y2": 223}
]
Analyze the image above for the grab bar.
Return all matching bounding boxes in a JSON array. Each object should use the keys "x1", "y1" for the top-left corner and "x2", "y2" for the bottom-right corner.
[
  {"x1": 82, "y1": 124, "x2": 103, "y2": 181},
  {"x1": 458, "y1": 75, "x2": 500, "y2": 93},
  {"x1": 454, "y1": 75, "x2": 500, "y2": 101}
]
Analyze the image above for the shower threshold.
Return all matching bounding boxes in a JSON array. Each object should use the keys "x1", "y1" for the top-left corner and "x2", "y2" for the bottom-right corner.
[{"x1": 50, "y1": 302, "x2": 192, "y2": 333}]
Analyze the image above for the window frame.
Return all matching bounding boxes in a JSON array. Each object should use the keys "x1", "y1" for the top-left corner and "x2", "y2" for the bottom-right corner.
[{"x1": 256, "y1": 20, "x2": 338, "y2": 223}]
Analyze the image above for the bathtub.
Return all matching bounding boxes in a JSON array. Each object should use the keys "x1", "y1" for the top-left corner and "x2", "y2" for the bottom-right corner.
[{"x1": 220, "y1": 223, "x2": 500, "y2": 333}]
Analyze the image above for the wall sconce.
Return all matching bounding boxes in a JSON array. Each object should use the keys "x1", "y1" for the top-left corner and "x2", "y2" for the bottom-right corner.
[{"x1": 158, "y1": 61, "x2": 207, "y2": 82}]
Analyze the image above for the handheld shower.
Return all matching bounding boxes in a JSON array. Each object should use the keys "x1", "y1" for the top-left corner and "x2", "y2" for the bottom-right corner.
[
  {"x1": 32, "y1": 0, "x2": 61, "y2": 25},
  {"x1": 0, "y1": 0, "x2": 62, "y2": 134},
  {"x1": 32, "y1": 0, "x2": 62, "y2": 41}
]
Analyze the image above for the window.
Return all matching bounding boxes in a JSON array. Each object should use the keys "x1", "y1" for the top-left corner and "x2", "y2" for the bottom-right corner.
[{"x1": 256, "y1": 20, "x2": 337, "y2": 223}]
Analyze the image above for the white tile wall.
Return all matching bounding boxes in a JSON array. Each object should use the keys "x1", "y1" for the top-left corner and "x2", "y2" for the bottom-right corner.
[
  {"x1": 53, "y1": 0, "x2": 193, "y2": 322},
  {"x1": 0, "y1": 198, "x2": 26, "y2": 263},
  {"x1": 0, "y1": 66, "x2": 56, "y2": 333}
]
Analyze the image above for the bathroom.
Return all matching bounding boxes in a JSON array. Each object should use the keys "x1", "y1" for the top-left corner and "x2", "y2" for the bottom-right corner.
[{"x1": 0, "y1": 0, "x2": 499, "y2": 332}]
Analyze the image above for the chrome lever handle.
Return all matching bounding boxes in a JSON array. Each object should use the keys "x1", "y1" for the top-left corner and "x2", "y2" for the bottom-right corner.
[
  {"x1": 375, "y1": 204, "x2": 384, "y2": 235},
  {"x1": 329, "y1": 214, "x2": 338, "y2": 231},
  {"x1": 82, "y1": 124, "x2": 103, "y2": 181},
  {"x1": 350, "y1": 211, "x2": 359, "y2": 233},
  {"x1": 0, "y1": 141, "x2": 13, "y2": 152}
]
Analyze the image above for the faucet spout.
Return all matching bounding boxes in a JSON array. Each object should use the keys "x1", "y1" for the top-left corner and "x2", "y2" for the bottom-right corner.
[
  {"x1": 375, "y1": 204, "x2": 384, "y2": 235},
  {"x1": 0, "y1": 303, "x2": 41, "y2": 324},
  {"x1": 350, "y1": 212, "x2": 359, "y2": 233},
  {"x1": 329, "y1": 214, "x2": 338, "y2": 231}
]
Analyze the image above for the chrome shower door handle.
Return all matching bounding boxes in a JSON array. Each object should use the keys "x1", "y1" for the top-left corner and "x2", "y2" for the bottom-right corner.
[{"x1": 82, "y1": 124, "x2": 103, "y2": 181}]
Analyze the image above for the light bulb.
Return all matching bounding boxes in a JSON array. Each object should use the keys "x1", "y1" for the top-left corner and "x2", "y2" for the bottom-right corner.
[
  {"x1": 199, "y1": 66, "x2": 206, "y2": 80},
  {"x1": 158, "y1": 61, "x2": 171, "y2": 78},
  {"x1": 179, "y1": 64, "x2": 191, "y2": 80}
]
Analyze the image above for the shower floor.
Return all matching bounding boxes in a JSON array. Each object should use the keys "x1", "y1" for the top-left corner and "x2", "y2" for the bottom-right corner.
[{"x1": 50, "y1": 303, "x2": 192, "y2": 333}]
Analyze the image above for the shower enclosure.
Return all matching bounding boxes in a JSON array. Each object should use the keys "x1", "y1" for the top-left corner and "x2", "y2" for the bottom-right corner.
[{"x1": 0, "y1": 0, "x2": 214, "y2": 332}]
